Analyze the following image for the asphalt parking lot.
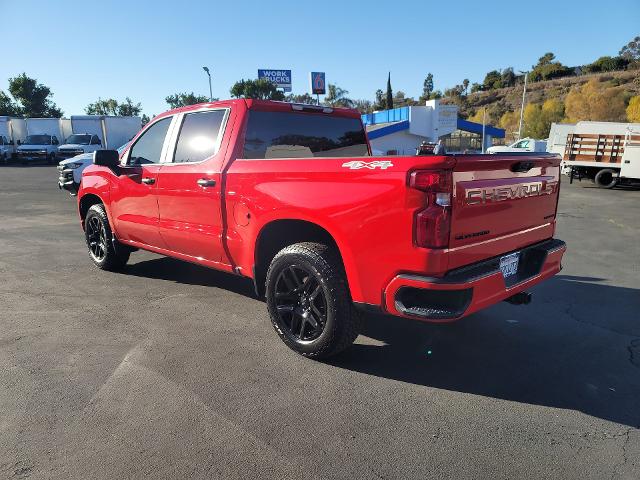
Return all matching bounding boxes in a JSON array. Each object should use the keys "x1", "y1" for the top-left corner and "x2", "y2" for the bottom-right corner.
[{"x1": 0, "y1": 164, "x2": 638, "y2": 479}]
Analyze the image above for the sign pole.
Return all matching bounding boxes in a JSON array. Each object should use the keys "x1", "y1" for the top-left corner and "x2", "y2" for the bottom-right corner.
[{"x1": 316, "y1": 93, "x2": 320, "y2": 105}]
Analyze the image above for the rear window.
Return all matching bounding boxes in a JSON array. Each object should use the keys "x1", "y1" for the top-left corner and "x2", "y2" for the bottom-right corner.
[{"x1": 243, "y1": 111, "x2": 370, "y2": 159}]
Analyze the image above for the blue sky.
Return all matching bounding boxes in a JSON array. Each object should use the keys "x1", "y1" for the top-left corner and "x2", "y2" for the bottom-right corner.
[{"x1": 2, "y1": 0, "x2": 638, "y2": 117}]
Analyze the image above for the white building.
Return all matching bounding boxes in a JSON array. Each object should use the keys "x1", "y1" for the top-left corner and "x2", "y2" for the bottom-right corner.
[{"x1": 362, "y1": 100, "x2": 505, "y2": 155}]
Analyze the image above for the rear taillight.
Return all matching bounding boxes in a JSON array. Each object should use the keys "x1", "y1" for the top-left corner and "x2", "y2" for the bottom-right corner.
[{"x1": 409, "y1": 170, "x2": 452, "y2": 249}]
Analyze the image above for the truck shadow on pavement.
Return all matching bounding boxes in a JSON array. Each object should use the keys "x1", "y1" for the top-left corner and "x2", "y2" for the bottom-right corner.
[
  {"x1": 123, "y1": 258, "x2": 640, "y2": 429},
  {"x1": 329, "y1": 275, "x2": 640, "y2": 429}
]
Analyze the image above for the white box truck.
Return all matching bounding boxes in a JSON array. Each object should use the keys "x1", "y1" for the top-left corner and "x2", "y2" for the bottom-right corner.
[
  {"x1": 0, "y1": 117, "x2": 27, "y2": 163},
  {"x1": 57, "y1": 115, "x2": 141, "y2": 160},
  {"x1": 563, "y1": 121, "x2": 640, "y2": 188}
]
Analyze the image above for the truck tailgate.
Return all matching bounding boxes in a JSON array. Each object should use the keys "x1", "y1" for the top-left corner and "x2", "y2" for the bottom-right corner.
[{"x1": 449, "y1": 154, "x2": 561, "y2": 269}]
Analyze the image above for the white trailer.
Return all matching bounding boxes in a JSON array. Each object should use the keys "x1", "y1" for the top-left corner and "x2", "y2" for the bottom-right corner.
[
  {"x1": 547, "y1": 123, "x2": 576, "y2": 157},
  {"x1": 564, "y1": 121, "x2": 640, "y2": 188},
  {"x1": 102, "y1": 116, "x2": 141, "y2": 148},
  {"x1": 0, "y1": 116, "x2": 27, "y2": 143},
  {"x1": 25, "y1": 118, "x2": 67, "y2": 143},
  {"x1": 57, "y1": 115, "x2": 141, "y2": 159}
]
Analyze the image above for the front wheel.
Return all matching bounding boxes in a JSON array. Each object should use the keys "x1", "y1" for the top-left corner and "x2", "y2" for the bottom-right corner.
[
  {"x1": 85, "y1": 204, "x2": 130, "y2": 271},
  {"x1": 594, "y1": 168, "x2": 618, "y2": 189},
  {"x1": 265, "y1": 242, "x2": 360, "y2": 359}
]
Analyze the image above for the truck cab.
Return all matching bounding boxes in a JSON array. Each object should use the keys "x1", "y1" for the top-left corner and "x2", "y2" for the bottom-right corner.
[
  {"x1": 487, "y1": 138, "x2": 547, "y2": 154},
  {"x1": 0, "y1": 135, "x2": 16, "y2": 163},
  {"x1": 16, "y1": 134, "x2": 60, "y2": 164},
  {"x1": 58, "y1": 133, "x2": 103, "y2": 160}
]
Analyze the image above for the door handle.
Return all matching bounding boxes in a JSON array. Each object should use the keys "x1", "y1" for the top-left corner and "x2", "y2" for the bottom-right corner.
[
  {"x1": 141, "y1": 177, "x2": 155, "y2": 185},
  {"x1": 197, "y1": 178, "x2": 216, "y2": 187}
]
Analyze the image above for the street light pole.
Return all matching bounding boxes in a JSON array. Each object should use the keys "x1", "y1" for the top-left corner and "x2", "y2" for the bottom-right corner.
[
  {"x1": 517, "y1": 71, "x2": 528, "y2": 140},
  {"x1": 202, "y1": 66, "x2": 212, "y2": 102}
]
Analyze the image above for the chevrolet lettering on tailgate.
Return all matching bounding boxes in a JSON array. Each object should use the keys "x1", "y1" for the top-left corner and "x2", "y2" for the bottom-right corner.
[{"x1": 464, "y1": 181, "x2": 558, "y2": 205}]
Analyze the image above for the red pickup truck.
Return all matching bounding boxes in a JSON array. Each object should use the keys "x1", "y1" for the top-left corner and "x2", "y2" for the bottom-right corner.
[{"x1": 77, "y1": 99, "x2": 566, "y2": 358}]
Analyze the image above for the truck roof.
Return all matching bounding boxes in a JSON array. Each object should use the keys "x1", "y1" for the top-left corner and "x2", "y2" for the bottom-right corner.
[{"x1": 157, "y1": 99, "x2": 362, "y2": 121}]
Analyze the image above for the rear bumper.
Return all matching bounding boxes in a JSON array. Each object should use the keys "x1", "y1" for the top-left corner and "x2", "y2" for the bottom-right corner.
[{"x1": 383, "y1": 239, "x2": 566, "y2": 322}]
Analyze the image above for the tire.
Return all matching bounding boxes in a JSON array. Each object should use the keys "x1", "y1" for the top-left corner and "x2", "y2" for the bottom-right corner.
[
  {"x1": 265, "y1": 242, "x2": 360, "y2": 359},
  {"x1": 594, "y1": 168, "x2": 618, "y2": 189},
  {"x1": 84, "y1": 204, "x2": 130, "y2": 271}
]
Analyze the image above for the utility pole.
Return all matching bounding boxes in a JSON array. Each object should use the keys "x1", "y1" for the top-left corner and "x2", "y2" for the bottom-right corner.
[
  {"x1": 482, "y1": 107, "x2": 487, "y2": 153},
  {"x1": 202, "y1": 66, "x2": 213, "y2": 101},
  {"x1": 517, "y1": 71, "x2": 528, "y2": 140}
]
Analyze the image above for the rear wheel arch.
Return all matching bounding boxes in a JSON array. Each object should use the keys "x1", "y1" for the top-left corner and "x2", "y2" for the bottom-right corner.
[{"x1": 253, "y1": 219, "x2": 356, "y2": 298}]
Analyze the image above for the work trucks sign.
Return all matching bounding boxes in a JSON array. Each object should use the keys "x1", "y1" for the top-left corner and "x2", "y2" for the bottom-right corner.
[{"x1": 258, "y1": 69, "x2": 292, "y2": 92}]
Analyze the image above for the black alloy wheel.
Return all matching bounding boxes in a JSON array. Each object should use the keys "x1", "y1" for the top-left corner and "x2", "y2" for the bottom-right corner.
[
  {"x1": 86, "y1": 215, "x2": 107, "y2": 262},
  {"x1": 265, "y1": 242, "x2": 360, "y2": 359},
  {"x1": 274, "y1": 265, "x2": 328, "y2": 343},
  {"x1": 84, "y1": 203, "x2": 130, "y2": 271}
]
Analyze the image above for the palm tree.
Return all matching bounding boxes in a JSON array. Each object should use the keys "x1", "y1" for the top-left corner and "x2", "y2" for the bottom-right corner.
[{"x1": 324, "y1": 84, "x2": 354, "y2": 108}]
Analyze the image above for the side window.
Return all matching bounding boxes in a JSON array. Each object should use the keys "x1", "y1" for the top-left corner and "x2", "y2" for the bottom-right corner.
[
  {"x1": 128, "y1": 117, "x2": 171, "y2": 165},
  {"x1": 172, "y1": 110, "x2": 226, "y2": 163},
  {"x1": 52, "y1": 137, "x2": 59, "y2": 145},
  {"x1": 91, "y1": 135, "x2": 101, "y2": 145}
]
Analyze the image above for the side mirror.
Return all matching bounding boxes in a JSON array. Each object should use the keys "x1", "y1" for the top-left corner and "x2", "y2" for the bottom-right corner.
[
  {"x1": 17, "y1": 140, "x2": 21, "y2": 146},
  {"x1": 93, "y1": 149, "x2": 120, "y2": 168}
]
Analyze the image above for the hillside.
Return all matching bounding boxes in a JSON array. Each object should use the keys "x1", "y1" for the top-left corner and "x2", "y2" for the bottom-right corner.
[{"x1": 441, "y1": 69, "x2": 640, "y2": 138}]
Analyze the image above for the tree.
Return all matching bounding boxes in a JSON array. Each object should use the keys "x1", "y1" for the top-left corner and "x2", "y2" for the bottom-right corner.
[
  {"x1": 483, "y1": 70, "x2": 502, "y2": 90},
  {"x1": 0, "y1": 91, "x2": 19, "y2": 116},
  {"x1": 85, "y1": 97, "x2": 143, "y2": 116},
  {"x1": 230, "y1": 78, "x2": 285, "y2": 100},
  {"x1": 386, "y1": 73, "x2": 393, "y2": 110},
  {"x1": 529, "y1": 52, "x2": 572, "y2": 82},
  {"x1": 392, "y1": 91, "x2": 418, "y2": 107},
  {"x1": 499, "y1": 109, "x2": 521, "y2": 142},
  {"x1": 500, "y1": 68, "x2": 516, "y2": 88},
  {"x1": 117, "y1": 97, "x2": 143, "y2": 116},
  {"x1": 619, "y1": 35, "x2": 640, "y2": 61},
  {"x1": 564, "y1": 79, "x2": 627, "y2": 122},
  {"x1": 462, "y1": 79, "x2": 470, "y2": 96},
  {"x1": 429, "y1": 90, "x2": 443, "y2": 100},
  {"x1": 86, "y1": 98, "x2": 119, "y2": 115},
  {"x1": 324, "y1": 84, "x2": 354, "y2": 108},
  {"x1": 419, "y1": 73, "x2": 434, "y2": 103},
  {"x1": 522, "y1": 99, "x2": 565, "y2": 139},
  {"x1": 627, "y1": 96, "x2": 640, "y2": 122},
  {"x1": 8, "y1": 73, "x2": 62, "y2": 117},
  {"x1": 285, "y1": 93, "x2": 316, "y2": 104},
  {"x1": 585, "y1": 56, "x2": 628, "y2": 73},
  {"x1": 470, "y1": 82, "x2": 482, "y2": 94},
  {"x1": 353, "y1": 99, "x2": 374, "y2": 114},
  {"x1": 141, "y1": 114, "x2": 150, "y2": 126},
  {"x1": 165, "y1": 92, "x2": 211, "y2": 109},
  {"x1": 374, "y1": 89, "x2": 386, "y2": 110}
]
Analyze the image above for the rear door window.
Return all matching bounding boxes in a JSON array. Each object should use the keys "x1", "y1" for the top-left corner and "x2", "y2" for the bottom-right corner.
[
  {"x1": 243, "y1": 111, "x2": 369, "y2": 159},
  {"x1": 128, "y1": 117, "x2": 171, "y2": 165},
  {"x1": 172, "y1": 110, "x2": 227, "y2": 163}
]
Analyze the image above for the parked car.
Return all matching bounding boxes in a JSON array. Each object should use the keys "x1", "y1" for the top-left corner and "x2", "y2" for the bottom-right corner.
[
  {"x1": 58, "y1": 142, "x2": 129, "y2": 194},
  {"x1": 77, "y1": 99, "x2": 566, "y2": 359},
  {"x1": 487, "y1": 138, "x2": 547, "y2": 154},
  {"x1": 16, "y1": 134, "x2": 60, "y2": 164},
  {"x1": 0, "y1": 135, "x2": 17, "y2": 163}
]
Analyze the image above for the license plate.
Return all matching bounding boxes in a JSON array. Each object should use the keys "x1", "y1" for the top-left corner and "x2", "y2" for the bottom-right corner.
[{"x1": 499, "y1": 252, "x2": 520, "y2": 278}]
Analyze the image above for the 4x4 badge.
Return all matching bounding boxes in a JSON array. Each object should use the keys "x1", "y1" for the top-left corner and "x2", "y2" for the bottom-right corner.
[{"x1": 342, "y1": 160, "x2": 393, "y2": 170}]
